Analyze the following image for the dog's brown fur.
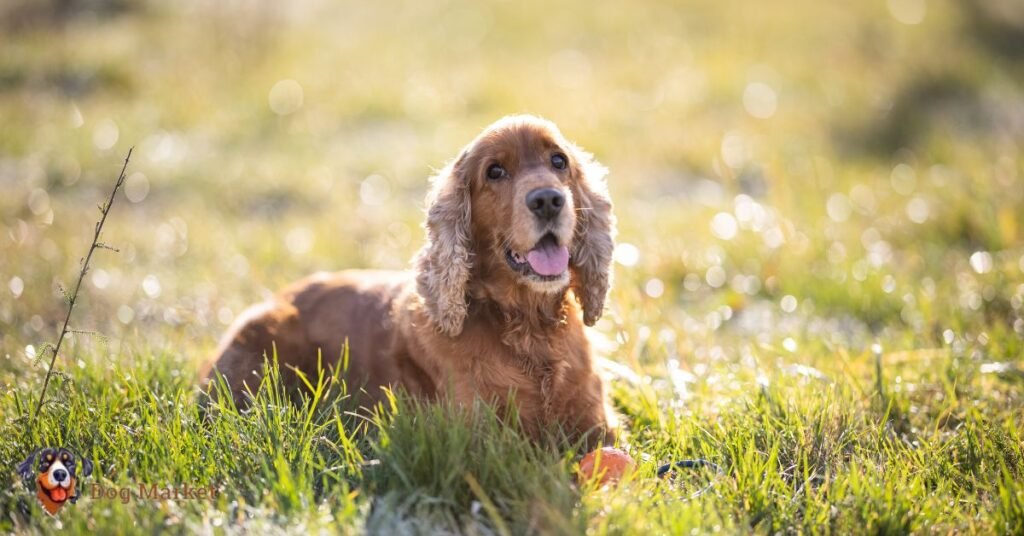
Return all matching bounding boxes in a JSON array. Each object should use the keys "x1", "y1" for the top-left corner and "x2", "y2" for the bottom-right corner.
[{"x1": 203, "y1": 115, "x2": 617, "y2": 444}]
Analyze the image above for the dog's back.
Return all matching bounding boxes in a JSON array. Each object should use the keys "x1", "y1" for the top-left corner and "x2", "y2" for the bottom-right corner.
[{"x1": 203, "y1": 270, "x2": 431, "y2": 407}]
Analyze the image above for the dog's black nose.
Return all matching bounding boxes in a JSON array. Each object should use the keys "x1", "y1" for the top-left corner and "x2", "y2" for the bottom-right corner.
[
  {"x1": 53, "y1": 469, "x2": 67, "y2": 481},
  {"x1": 526, "y1": 188, "x2": 565, "y2": 221}
]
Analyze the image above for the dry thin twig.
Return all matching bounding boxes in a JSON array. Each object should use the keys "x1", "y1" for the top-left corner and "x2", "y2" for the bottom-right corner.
[{"x1": 29, "y1": 147, "x2": 134, "y2": 428}]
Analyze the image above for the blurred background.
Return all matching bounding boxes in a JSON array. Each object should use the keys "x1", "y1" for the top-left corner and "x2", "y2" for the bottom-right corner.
[{"x1": 1, "y1": 0, "x2": 1022, "y2": 391}]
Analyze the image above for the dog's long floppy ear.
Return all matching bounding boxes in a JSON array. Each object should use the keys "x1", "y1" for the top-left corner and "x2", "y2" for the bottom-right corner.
[
  {"x1": 415, "y1": 151, "x2": 473, "y2": 337},
  {"x1": 568, "y1": 144, "x2": 615, "y2": 326},
  {"x1": 77, "y1": 453, "x2": 93, "y2": 478},
  {"x1": 15, "y1": 449, "x2": 41, "y2": 480}
]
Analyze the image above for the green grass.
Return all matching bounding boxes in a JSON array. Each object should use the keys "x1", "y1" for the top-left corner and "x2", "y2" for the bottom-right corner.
[{"x1": 2, "y1": 0, "x2": 1024, "y2": 533}]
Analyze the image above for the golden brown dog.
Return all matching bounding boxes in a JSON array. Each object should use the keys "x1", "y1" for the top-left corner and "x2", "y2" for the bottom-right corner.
[{"x1": 203, "y1": 115, "x2": 617, "y2": 444}]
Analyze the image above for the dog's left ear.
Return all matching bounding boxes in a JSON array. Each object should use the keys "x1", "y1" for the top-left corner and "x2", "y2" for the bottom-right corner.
[
  {"x1": 79, "y1": 455, "x2": 93, "y2": 478},
  {"x1": 568, "y1": 144, "x2": 615, "y2": 326},
  {"x1": 15, "y1": 449, "x2": 41, "y2": 480}
]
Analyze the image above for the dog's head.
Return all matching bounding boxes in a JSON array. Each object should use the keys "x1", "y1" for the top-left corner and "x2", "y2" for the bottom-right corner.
[
  {"x1": 415, "y1": 115, "x2": 615, "y2": 336},
  {"x1": 17, "y1": 447, "x2": 93, "y2": 512}
]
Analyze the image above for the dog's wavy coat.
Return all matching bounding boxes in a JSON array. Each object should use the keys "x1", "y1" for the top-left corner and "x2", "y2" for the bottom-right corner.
[{"x1": 204, "y1": 115, "x2": 617, "y2": 444}]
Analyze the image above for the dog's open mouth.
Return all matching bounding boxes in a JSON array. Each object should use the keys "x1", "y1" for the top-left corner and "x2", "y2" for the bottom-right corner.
[
  {"x1": 42, "y1": 484, "x2": 69, "y2": 502},
  {"x1": 506, "y1": 233, "x2": 570, "y2": 280}
]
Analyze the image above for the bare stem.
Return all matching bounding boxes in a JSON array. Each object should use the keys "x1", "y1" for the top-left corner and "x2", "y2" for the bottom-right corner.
[{"x1": 30, "y1": 147, "x2": 133, "y2": 428}]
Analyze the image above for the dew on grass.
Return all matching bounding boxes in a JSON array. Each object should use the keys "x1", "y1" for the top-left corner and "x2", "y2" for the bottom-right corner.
[
  {"x1": 867, "y1": 241, "x2": 893, "y2": 267},
  {"x1": 710, "y1": 212, "x2": 738, "y2": 240},
  {"x1": 906, "y1": 197, "x2": 929, "y2": 223},
  {"x1": 142, "y1": 131, "x2": 186, "y2": 164},
  {"x1": 285, "y1": 227, "x2": 314, "y2": 255},
  {"x1": 826, "y1": 193, "x2": 851, "y2": 222},
  {"x1": 93, "y1": 118, "x2": 119, "y2": 150},
  {"x1": 731, "y1": 274, "x2": 761, "y2": 295},
  {"x1": 705, "y1": 266, "x2": 726, "y2": 288},
  {"x1": 743, "y1": 81, "x2": 777, "y2": 119},
  {"x1": 143, "y1": 275, "x2": 162, "y2": 298},
  {"x1": 961, "y1": 291, "x2": 982, "y2": 311},
  {"x1": 719, "y1": 305, "x2": 733, "y2": 320},
  {"x1": 890, "y1": 163, "x2": 917, "y2": 195},
  {"x1": 969, "y1": 251, "x2": 993, "y2": 274},
  {"x1": 91, "y1": 269, "x2": 110, "y2": 289},
  {"x1": 734, "y1": 194, "x2": 770, "y2": 230},
  {"x1": 667, "y1": 358, "x2": 694, "y2": 401},
  {"x1": 980, "y1": 362, "x2": 1011, "y2": 374},
  {"x1": 156, "y1": 220, "x2": 188, "y2": 259},
  {"x1": 118, "y1": 305, "x2": 134, "y2": 324},
  {"x1": 780, "y1": 295, "x2": 797, "y2": 313},
  {"x1": 614, "y1": 243, "x2": 639, "y2": 266},
  {"x1": 782, "y1": 363, "x2": 829, "y2": 382},
  {"x1": 705, "y1": 310, "x2": 722, "y2": 330},
  {"x1": 763, "y1": 226, "x2": 785, "y2": 248},
  {"x1": 124, "y1": 172, "x2": 150, "y2": 203},
  {"x1": 163, "y1": 307, "x2": 182, "y2": 324},
  {"x1": 360, "y1": 174, "x2": 391, "y2": 206},
  {"x1": 28, "y1": 189, "x2": 50, "y2": 215},
  {"x1": 8, "y1": 276, "x2": 23, "y2": 298},
  {"x1": 644, "y1": 278, "x2": 664, "y2": 298},
  {"x1": 782, "y1": 337, "x2": 797, "y2": 352},
  {"x1": 69, "y1": 104, "x2": 83, "y2": 128}
]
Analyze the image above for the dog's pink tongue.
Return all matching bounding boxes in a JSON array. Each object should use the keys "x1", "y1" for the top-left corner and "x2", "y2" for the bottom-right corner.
[{"x1": 526, "y1": 243, "x2": 569, "y2": 276}]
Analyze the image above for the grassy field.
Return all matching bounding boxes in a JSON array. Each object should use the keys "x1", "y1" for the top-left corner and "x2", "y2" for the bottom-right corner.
[{"x1": 2, "y1": 0, "x2": 1023, "y2": 533}]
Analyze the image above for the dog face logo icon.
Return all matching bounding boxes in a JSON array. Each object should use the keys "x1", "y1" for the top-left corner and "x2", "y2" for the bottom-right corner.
[{"x1": 16, "y1": 447, "x2": 93, "y2": 516}]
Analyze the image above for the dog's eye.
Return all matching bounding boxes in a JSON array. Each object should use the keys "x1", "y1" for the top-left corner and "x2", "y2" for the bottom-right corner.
[
  {"x1": 551, "y1": 153, "x2": 567, "y2": 170},
  {"x1": 486, "y1": 164, "x2": 506, "y2": 180}
]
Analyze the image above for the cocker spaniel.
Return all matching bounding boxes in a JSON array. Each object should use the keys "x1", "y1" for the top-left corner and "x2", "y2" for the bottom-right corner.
[{"x1": 204, "y1": 115, "x2": 617, "y2": 445}]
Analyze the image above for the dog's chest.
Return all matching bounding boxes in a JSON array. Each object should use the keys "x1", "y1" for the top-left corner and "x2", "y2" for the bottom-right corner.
[{"x1": 473, "y1": 339, "x2": 576, "y2": 421}]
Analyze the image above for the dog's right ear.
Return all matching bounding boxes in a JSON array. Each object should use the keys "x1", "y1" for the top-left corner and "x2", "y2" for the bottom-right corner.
[
  {"x1": 415, "y1": 150, "x2": 473, "y2": 337},
  {"x1": 15, "y1": 449, "x2": 40, "y2": 480}
]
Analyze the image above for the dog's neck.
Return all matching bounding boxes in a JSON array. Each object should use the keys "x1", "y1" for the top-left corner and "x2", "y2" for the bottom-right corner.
[
  {"x1": 469, "y1": 276, "x2": 566, "y2": 319},
  {"x1": 468, "y1": 279, "x2": 571, "y2": 356}
]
